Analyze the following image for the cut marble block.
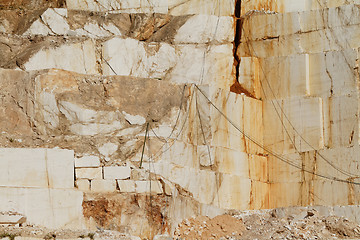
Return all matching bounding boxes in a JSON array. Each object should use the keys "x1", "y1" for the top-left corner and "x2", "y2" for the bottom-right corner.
[
  {"x1": 264, "y1": 97, "x2": 324, "y2": 154},
  {"x1": 238, "y1": 57, "x2": 261, "y2": 99},
  {"x1": 241, "y1": 11, "x2": 301, "y2": 41},
  {"x1": 249, "y1": 154, "x2": 268, "y2": 182},
  {"x1": 312, "y1": 179, "x2": 350, "y2": 206},
  {"x1": 75, "y1": 156, "x2": 101, "y2": 168},
  {"x1": 241, "y1": 0, "x2": 360, "y2": 15},
  {"x1": 215, "y1": 149, "x2": 249, "y2": 177},
  {"x1": 103, "y1": 166, "x2": 131, "y2": 180},
  {"x1": 269, "y1": 182, "x2": 311, "y2": 208},
  {"x1": 243, "y1": 96, "x2": 264, "y2": 154},
  {"x1": 135, "y1": 181, "x2": 163, "y2": 194},
  {"x1": 250, "y1": 181, "x2": 270, "y2": 209},
  {"x1": 117, "y1": 180, "x2": 136, "y2": 193},
  {"x1": 260, "y1": 54, "x2": 310, "y2": 100},
  {"x1": 304, "y1": 146, "x2": 360, "y2": 181},
  {"x1": 268, "y1": 153, "x2": 303, "y2": 183},
  {"x1": 214, "y1": 174, "x2": 251, "y2": 210},
  {"x1": 0, "y1": 148, "x2": 74, "y2": 189},
  {"x1": 309, "y1": 49, "x2": 357, "y2": 98},
  {"x1": 0, "y1": 187, "x2": 84, "y2": 229},
  {"x1": 75, "y1": 168, "x2": 102, "y2": 179},
  {"x1": 322, "y1": 94, "x2": 359, "y2": 148},
  {"x1": 75, "y1": 179, "x2": 90, "y2": 192},
  {"x1": 91, "y1": 179, "x2": 117, "y2": 192},
  {"x1": 192, "y1": 85, "x2": 263, "y2": 154},
  {"x1": 23, "y1": 40, "x2": 98, "y2": 74},
  {"x1": 159, "y1": 141, "x2": 196, "y2": 168}
]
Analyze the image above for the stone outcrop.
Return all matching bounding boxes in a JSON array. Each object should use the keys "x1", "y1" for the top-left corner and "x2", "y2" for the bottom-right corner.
[{"x1": 1, "y1": 0, "x2": 360, "y2": 238}]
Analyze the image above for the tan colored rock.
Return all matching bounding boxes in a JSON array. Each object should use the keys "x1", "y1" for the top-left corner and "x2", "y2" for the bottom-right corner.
[
  {"x1": 0, "y1": 69, "x2": 34, "y2": 135},
  {"x1": 91, "y1": 179, "x2": 117, "y2": 192},
  {"x1": 249, "y1": 155, "x2": 268, "y2": 182},
  {"x1": 135, "y1": 180, "x2": 162, "y2": 194},
  {"x1": 75, "y1": 179, "x2": 90, "y2": 192},
  {"x1": 268, "y1": 153, "x2": 303, "y2": 183},
  {"x1": 75, "y1": 168, "x2": 102, "y2": 180},
  {"x1": 238, "y1": 57, "x2": 261, "y2": 98},
  {"x1": 23, "y1": 40, "x2": 98, "y2": 74},
  {"x1": 214, "y1": 175, "x2": 251, "y2": 210},
  {"x1": 75, "y1": 156, "x2": 100, "y2": 168},
  {"x1": 0, "y1": 188, "x2": 84, "y2": 229},
  {"x1": 0, "y1": 148, "x2": 74, "y2": 189},
  {"x1": 103, "y1": 166, "x2": 131, "y2": 180},
  {"x1": 117, "y1": 180, "x2": 135, "y2": 193}
]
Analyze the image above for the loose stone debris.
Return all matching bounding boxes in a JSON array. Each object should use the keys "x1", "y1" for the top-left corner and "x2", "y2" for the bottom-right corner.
[{"x1": 175, "y1": 209, "x2": 360, "y2": 240}]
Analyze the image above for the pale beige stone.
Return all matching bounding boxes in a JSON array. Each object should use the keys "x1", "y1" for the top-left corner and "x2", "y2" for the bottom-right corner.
[
  {"x1": 250, "y1": 181, "x2": 270, "y2": 209},
  {"x1": 23, "y1": 40, "x2": 98, "y2": 74},
  {"x1": 0, "y1": 148, "x2": 74, "y2": 189},
  {"x1": 75, "y1": 156, "x2": 100, "y2": 168},
  {"x1": 75, "y1": 179, "x2": 90, "y2": 192},
  {"x1": 24, "y1": 8, "x2": 69, "y2": 36},
  {"x1": 322, "y1": 94, "x2": 358, "y2": 148},
  {"x1": 269, "y1": 182, "x2": 310, "y2": 208},
  {"x1": 312, "y1": 180, "x2": 349, "y2": 206},
  {"x1": 103, "y1": 166, "x2": 131, "y2": 180},
  {"x1": 75, "y1": 168, "x2": 102, "y2": 180},
  {"x1": 102, "y1": 38, "x2": 234, "y2": 90},
  {"x1": 135, "y1": 181, "x2": 162, "y2": 194},
  {"x1": 91, "y1": 179, "x2": 116, "y2": 192},
  {"x1": 197, "y1": 170, "x2": 217, "y2": 205},
  {"x1": 0, "y1": 214, "x2": 25, "y2": 224},
  {"x1": 174, "y1": 15, "x2": 234, "y2": 44},
  {"x1": 0, "y1": 188, "x2": 84, "y2": 229},
  {"x1": 66, "y1": 0, "x2": 168, "y2": 13},
  {"x1": 306, "y1": 146, "x2": 360, "y2": 180},
  {"x1": 249, "y1": 155, "x2": 268, "y2": 182},
  {"x1": 268, "y1": 153, "x2": 303, "y2": 183},
  {"x1": 214, "y1": 175, "x2": 251, "y2": 210},
  {"x1": 15, "y1": 237, "x2": 43, "y2": 240},
  {"x1": 162, "y1": 179, "x2": 175, "y2": 196},
  {"x1": 215, "y1": 148, "x2": 249, "y2": 177},
  {"x1": 238, "y1": 57, "x2": 261, "y2": 98},
  {"x1": 260, "y1": 54, "x2": 310, "y2": 100},
  {"x1": 198, "y1": 145, "x2": 214, "y2": 167},
  {"x1": 264, "y1": 97, "x2": 324, "y2": 154},
  {"x1": 168, "y1": 0, "x2": 234, "y2": 16},
  {"x1": 117, "y1": 180, "x2": 135, "y2": 193},
  {"x1": 98, "y1": 143, "x2": 118, "y2": 157},
  {"x1": 243, "y1": 96, "x2": 263, "y2": 154},
  {"x1": 309, "y1": 49, "x2": 357, "y2": 98}
]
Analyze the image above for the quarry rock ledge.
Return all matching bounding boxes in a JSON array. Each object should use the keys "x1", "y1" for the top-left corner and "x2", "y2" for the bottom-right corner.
[{"x1": 1, "y1": 0, "x2": 360, "y2": 239}]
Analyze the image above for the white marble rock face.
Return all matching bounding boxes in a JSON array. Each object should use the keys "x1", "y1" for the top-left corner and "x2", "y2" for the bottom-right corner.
[{"x1": 102, "y1": 38, "x2": 234, "y2": 89}]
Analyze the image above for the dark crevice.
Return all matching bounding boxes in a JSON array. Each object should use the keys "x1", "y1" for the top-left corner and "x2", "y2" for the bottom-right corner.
[{"x1": 231, "y1": 0, "x2": 244, "y2": 94}]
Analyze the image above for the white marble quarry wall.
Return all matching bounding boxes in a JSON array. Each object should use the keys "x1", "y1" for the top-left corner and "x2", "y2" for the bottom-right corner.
[
  {"x1": 239, "y1": 4, "x2": 360, "y2": 58},
  {"x1": 65, "y1": 0, "x2": 235, "y2": 16},
  {"x1": 0, "y1": 148, "x2": 85, "y2": 229},
  {"x1": 240, "y1": 1, "x2": 360, "y2": 208},
  {"x1": 146, "y1": 85, "x2": 268, "y2": 210},
  {"x1": 241, "y1": 0, "x2": 360, "y2": 15},
  {"x1": 3, "y1": 0, "x2": 360, "y2": 226}
]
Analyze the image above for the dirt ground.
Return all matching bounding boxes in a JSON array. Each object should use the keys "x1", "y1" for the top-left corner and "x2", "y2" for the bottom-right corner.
[{"x1": 175, "y1": 209, "x2": 360, "y2": 240}]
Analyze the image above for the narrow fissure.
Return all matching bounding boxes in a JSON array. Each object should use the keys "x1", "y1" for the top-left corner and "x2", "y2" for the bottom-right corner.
[{"x1": 230, "y1": 0, "x2": 255, "y2": 97}]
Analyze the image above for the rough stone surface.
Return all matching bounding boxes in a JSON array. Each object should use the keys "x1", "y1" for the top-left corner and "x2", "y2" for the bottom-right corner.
[
  {"x1": 90, "y1": 179, "x2": 116, "y2": 192},
  {"x1": 103, "y1": 166, "x2": 131, "y2": 180}
]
